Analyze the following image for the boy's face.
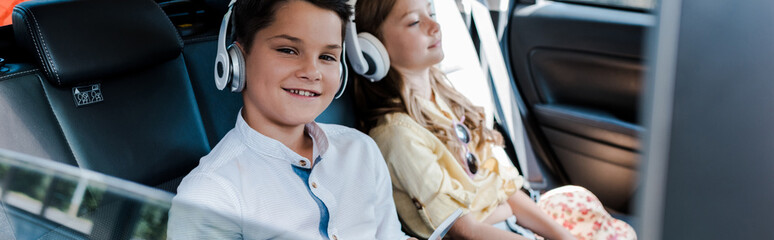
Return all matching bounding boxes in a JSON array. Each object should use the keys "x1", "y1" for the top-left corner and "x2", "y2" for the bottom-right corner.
[{"x1": 241, "y1": 1, "x2": 343, "y2": 129}]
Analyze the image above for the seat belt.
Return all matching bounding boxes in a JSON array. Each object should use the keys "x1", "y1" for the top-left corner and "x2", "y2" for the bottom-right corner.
[{"x1": 467, "y1": 0, "x2": 546, "y2": 198}]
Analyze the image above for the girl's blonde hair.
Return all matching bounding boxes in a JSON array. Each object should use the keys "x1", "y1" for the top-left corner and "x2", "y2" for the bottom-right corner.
[{"x1": 353, "y1": 0, "x2": 503, "y2": 158}]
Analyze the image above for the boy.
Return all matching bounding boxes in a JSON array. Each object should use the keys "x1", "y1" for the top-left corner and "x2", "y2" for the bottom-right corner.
[{"x1": 167, "y1": 0, "x2": 410, "y2": 239}]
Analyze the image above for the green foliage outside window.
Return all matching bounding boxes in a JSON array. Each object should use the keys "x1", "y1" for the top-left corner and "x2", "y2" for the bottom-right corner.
[
  {"x1": 77, "y1": 186, "x2": 105, "y2": 220},
  {"x1": 132, "y1": 203, "x2": 170, "y2": 240},
  {"x1": 46, "y1": 178, "x2": 78, "y2": 212},
  {"x1": 0, "y1": 163, "x2": 9, "y2": 179},
  {"x1": 7, "y1": 167, "x2": 51, "y2": 200}
]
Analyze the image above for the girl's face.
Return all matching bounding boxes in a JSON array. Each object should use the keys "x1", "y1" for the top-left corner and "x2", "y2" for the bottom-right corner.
[
  {"x1": 380, "y1": 0, "x2": 443, "y2": 73},
  {"x1": 241, "y1": 1, "x2": 343, "y2": 129}
]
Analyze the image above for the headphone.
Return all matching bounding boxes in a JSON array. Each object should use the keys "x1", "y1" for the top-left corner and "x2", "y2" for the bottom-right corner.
[
  {"x1": 214, "y1": 0, "x2": 349, "y2": 99},
  {"x1": 344, "y1": 0, "x2": 389, "y2": 82},
  {"x1": 345, "y1": 0, "x2": 436, "y2": 82}
]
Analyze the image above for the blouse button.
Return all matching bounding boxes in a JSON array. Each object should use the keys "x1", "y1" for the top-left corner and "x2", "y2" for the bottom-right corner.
[
  {"x1": 311, "y1": 182, "x2": 318, "y2": 188},
  {"x1": 299, "y1": 160, "x2": 307, "y2": 167}
]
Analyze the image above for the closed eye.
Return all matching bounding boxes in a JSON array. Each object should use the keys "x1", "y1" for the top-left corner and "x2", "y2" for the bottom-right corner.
[{"x1": 409, "y1": 20, "x2": 419, "y2": 27}]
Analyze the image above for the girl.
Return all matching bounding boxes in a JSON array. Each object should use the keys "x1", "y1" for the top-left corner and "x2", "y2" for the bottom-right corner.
[{"x1": 352, "y1": 0, "x2": 636, "y2": 239}]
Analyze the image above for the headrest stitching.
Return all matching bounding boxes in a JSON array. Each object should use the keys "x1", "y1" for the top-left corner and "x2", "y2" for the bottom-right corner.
[
  {"x1": 34, "y1": 73, "x2": 82, "y2": 164},
  {"x1": 0, "y1": 69, "x2": 39, "y2": 81},
  {"x1": 14, "y1": 0, "x2": 184, "y2": 86},
  {"x1": 27, "y1": 8, "x2": 62, "y2": 85},
  {"x1": 15, "y1": 7, "x2": 51, "y2": 85},
  {"x1": 149, "y1": 0, "x2": 184, "y2": 51}
]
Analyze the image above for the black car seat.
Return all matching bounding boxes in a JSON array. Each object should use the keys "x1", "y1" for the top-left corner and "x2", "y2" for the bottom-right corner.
[
  {"x1": 0, "y1": 62, "x2": 77, "y2": 166},
  {"x1": 12, "y1": 0, "x2": 210, "y2": 192}
]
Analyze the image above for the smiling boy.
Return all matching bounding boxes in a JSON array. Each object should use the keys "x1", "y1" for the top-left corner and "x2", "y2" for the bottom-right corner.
[{"x1": 167, "y1": 0, "x2": 409, "y2": 239}]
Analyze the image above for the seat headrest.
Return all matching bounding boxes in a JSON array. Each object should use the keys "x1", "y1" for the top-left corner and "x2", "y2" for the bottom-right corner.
[
  {"x1": 203, "y1": 0, "x2": 230, "y2": 17},
  {"x1": 12, "y1": 0, "x2": 183, "y2": 87}
]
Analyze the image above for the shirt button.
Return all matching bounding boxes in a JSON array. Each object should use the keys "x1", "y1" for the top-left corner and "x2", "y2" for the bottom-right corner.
[
  {"x1": 311, "y1": 182, "x2": 318, "y2": 188},
  {"x1": 299, "y1": 160, "x2": 307, "y2": 167}
]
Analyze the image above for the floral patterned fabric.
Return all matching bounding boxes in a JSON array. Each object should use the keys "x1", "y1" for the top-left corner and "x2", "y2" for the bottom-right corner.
[{"x1": 537, "y1": 186, "x2": 636, "y2": 240}]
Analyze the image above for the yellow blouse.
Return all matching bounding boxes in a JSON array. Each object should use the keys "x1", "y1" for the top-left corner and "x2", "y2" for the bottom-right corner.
[{"x1": 369, "y1": 93, "x2": 524, "y2": 238}]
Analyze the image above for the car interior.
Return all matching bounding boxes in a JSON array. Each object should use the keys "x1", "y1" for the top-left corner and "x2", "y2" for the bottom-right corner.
[
  {"x1": 508, "y1": 0, "x2": 650, "y2": 214},
  {"x1": 0, "y1": 0, "x2": 657, "y2": 239}
]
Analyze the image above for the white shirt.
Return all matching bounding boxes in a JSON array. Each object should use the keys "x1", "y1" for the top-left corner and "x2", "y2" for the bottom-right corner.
[{"x1": 168, "y1": 112, "x2": 408, "y2": 240}]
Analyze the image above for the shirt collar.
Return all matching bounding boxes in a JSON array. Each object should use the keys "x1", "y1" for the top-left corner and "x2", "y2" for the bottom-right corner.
[
  {"x1": 415, "y1": 90, "x2": 459, "y2": 124},
  {"x1": 235, "y1": 110, "x2": 330, "y2": 169}
]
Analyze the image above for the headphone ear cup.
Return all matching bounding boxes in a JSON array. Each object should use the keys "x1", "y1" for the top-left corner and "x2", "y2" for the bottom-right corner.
[
  {"x1": 215, "y1": 1, "x2": 236, "y2": 91},
  {"x1": 227, "y1": 43, "x2": 246, "y2": 92},
  {"x1": 356, "y1": 33, "x2": 390, "y2": 81},
  {"x1": 214, "y1": 52, "x2": 231, "y2": 90}
]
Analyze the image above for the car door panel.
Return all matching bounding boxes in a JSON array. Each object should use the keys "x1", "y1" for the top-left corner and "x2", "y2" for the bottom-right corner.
[
  {"x1": 509, "y1": 1, "x2": 651, "y2": 213},
  {"x1": 530, "y1": 49, "x2": 643, "y2": 123},
  {"x1": 534, "y1": 104, "x2": 642, "y2": 150}
]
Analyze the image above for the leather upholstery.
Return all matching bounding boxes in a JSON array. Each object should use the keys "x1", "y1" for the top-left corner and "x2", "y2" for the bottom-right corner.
[
  {"x1": 39, "y1": 55, "x2": 209, "y2": 187},
  {"x1": 10, "y1": 0, "x2": 209, "y2": 189},
  {"x1": 0, "y1": 64, "x2": 76, "y2": 166},
  {"x1": 183, "y1": 37, "x2": 243, "y2": 148},
  {"x1": 12, "y1": 0, "x2": 183, "y2": 87}
]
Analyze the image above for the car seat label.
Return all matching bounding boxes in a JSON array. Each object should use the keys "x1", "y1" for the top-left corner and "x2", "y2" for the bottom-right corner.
[{"x1": 72, "y1": 84, "x2": 104, "y2": 107}]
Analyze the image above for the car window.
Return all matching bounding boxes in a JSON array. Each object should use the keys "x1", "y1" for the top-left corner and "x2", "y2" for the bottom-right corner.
[
  {"x1": 0, "y1": 149, "x2": 173, "y2": 239},
  {"x1": 1, "y1": 0, "x2": 31, "y2": 26},
  {"x1": 553, "y1": 0, "x2": 655, "y2": 10}
]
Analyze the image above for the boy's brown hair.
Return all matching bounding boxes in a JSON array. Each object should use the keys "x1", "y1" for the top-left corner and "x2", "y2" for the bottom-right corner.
[{"x1": 233, "y1": 0, "x2": 352, "y2": 52}]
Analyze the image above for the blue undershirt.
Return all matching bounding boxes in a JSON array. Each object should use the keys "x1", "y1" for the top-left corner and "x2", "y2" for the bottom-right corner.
[{"x1": 292, "y1": 156, "x2": 330, "y2": 239}]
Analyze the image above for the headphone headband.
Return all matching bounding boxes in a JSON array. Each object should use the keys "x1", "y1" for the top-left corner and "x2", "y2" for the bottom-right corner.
[
  {"x1": 345, "y1": 0, "x2": 437, "y2": 82},
  {"x1": 344, "y1": 21, "x2": 369, "y2": 76},
  {"x1": 214, "y1": 0, "x2": 238, "y2": 90},
  {"x1": 335, "y1": 44, "x2": 348, "y2": 99},
  {"x1": 214, "y1": 0, "x2": 348, "y2": 99},
  {"x1": 345, "y1": 0, "x2": 391, "y2": 82}
]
